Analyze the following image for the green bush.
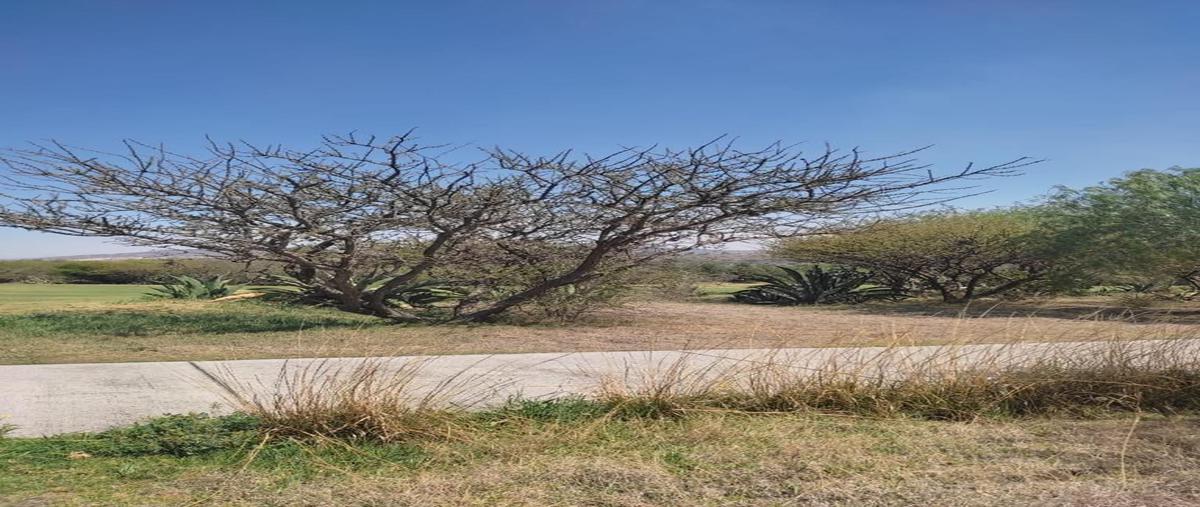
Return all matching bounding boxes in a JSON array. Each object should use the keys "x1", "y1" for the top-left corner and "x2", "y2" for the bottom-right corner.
[
  {"x1": 491, "y1": 397, "x2": 611, "y2": 424},
  {"x1": 54, "y1": 261, "x2": 160, "y2": 284},
  {"x1": 88, "y1": 413, "x2": 261, "y2": 457},
  {"x1": 259, "y1": 275, "x2": 466, "y2": 311},
  {"x1": 732, "y1": 265, "x2": 900, "y2": 305},
  {"x1": 147, "y1": 275, "x2": 244, "y2": 299},
  {"x1": 0, "y1": 260, "x2": 62, "y2": 283}
]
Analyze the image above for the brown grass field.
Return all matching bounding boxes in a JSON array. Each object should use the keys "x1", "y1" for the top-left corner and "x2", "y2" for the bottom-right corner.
[
  {"x1": 0, "y1": 282, "x2": 1197, "y2": 364},
  {"x1": 5, "y1": 411, "x2": 1200, "y2": 506},
  {"x1": 5, "y1": 285, "x2": 1200, "y2": 505}
]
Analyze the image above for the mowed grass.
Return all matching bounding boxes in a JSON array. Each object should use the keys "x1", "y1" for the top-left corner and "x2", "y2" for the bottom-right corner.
[
  {"x1": 1, "y1": 283, "x2": 1198, "y2": 365},
  {"x1": 0, "y1": 285, "x2": 380, "y2": 338},
  {"x1": 3, "y1": 411, "x2": 1198, "y2": 506},
  {"x1": 0, "y1": 283, "x2": 152, "y2": 311},
  {"x1": 0, "y1": 305, "x2": 380, "y2": 337}
]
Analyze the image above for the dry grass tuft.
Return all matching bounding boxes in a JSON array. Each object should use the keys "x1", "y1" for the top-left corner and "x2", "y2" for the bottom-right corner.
[
  {"x1": 206, "y1": 338, "x2": 1200, "y2": 445},
  {"x1": 213, "y1": 358, "x2": 496, "y2": 442},
  {"x1": 595, "y1": 339, "x2": 1200, "y2": 420}
]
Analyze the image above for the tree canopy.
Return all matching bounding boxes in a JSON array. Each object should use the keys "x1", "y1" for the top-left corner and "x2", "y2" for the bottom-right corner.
[
  {"x1": 1039, "y1": 168, "x2": 1200, "y2": 290},
  {"x1": 0, "y1": 134, "x2": 1033, "y2": 321},
  {"x1": 774, "y1": 211, "x2": 1052, "y2": 302}
]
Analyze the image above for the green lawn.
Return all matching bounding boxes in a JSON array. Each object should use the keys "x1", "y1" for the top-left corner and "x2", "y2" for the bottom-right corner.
[
  {"x1": 0, "y1": 283, "x2": 391, "y2": 364},
  {"x1": 0, "y1": 284, "x2": 153, "y2": 311}
]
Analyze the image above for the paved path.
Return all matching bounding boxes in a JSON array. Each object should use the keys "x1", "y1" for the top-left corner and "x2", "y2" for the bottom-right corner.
[{"x1": 2, "y1": 339, "x2": 1196, "y2": 437}]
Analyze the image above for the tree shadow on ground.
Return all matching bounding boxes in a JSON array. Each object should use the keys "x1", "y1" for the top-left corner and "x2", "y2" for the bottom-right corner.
[{"x1": 841, "y1": 298, "x2": 1200, "y2": 326}]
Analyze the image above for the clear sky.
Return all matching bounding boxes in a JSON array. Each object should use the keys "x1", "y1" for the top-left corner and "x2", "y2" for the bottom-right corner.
[{"x1": 1, "y1": 1, "x2": 1197, "y2": 258}]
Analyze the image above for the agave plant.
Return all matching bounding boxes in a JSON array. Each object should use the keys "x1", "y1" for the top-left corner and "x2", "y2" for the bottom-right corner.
[
  {"x1": 259, "y1": 275, "x2": 466, "y2": 310},
  {"x1": 148, "y1": 275, "x2": 244, "y2": 300},
  {"x1": 732, "y1": 265, "x2": 899, "y2": 305}
]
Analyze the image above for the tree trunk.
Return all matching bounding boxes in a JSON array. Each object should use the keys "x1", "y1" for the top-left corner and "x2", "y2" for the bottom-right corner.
[
  {"x1": 453, "y1": 272, "x2": 587, "y2": 322},
  {"x1": 940, "y1": 293, "x2": 965, "y2": 304},
  {"x1": 455, "y1": 240, "x2": 617, "y2": 322},
  {"x1": 972, "y1": 276, "x2": 1040, "y2": 300},
  {"x1": 363, "y1": 293, "x2": 428, "y2": 323},
  {"x1": 329, "y1": 270, "x2": 364, "y2": 313},
  {"x1": 928, "y1": 281, "x2": 963, "y2": 304}
]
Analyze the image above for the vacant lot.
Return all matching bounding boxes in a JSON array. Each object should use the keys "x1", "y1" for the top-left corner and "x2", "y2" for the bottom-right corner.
[
  {"x1": 1, "y1": 284, "x2": 1197, "y2": 364},
  {"x1": 3, "y1": 411, "x2": 1197, "y2": 506}
]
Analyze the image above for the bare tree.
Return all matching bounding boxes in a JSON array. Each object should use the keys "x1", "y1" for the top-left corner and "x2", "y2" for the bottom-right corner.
[
  {"x1": 0, "y1": 134, "x2": 1037, "y2": 322},
  {"x1": 0, "y1": 133, "x2": 518, "y2": 321}
]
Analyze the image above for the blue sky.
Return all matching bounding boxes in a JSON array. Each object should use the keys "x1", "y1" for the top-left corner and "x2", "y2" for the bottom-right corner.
[{"x1": 1, "y1": 1, "x2": 1197, "y2": 258}]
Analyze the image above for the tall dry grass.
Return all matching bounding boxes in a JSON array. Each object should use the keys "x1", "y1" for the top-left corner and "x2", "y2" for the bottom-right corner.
[
  {"x1": 209, "y1": 337, "x2": 1200, "y2": 442},
  {"x1": 212, "y1": 357, "x2": 502, "y2": 442},
  {"x1": 594, "y1": 339, "x2": 1200, "y2": 420}
]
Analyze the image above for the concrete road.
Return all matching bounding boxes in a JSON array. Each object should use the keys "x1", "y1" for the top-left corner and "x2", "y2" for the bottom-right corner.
[{"x1": 2, "y1": 339, "x2": 1195, "y2": 437}]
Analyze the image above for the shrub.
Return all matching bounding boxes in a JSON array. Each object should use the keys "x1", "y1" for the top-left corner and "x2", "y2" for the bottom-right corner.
[
  {"x1": 147, "y1": 275, "x2": 244, "y2": 299},
  {"x1": 0, "y1": 260, "x2": 62, "y2": 283},
  {"x1": 88, "y1": 413, "x2": 261, "y2": 457},
  {"x1": 55, "y1": 261, "x2": 161, "y2": 284},
  {"x1": 491, "y1": 397, "x2": 611, "y2": 424},
  {"x1": 259, "y1": 275, "x2": 465, "y2": 314},
  {"x1": 775, "y1": 210, "x2": 1059, "y2": 302},
  {"x1": 732, "y1": 265, "x2": 899, "y2": 305}
]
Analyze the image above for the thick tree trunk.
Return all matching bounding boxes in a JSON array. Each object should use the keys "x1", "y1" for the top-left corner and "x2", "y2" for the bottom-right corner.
[
  {"x1": 453, "y1": 272, "x2": 589, "y2": 322},
  {"x1": 940, "y1": 293, "x2": 965, "y2": 304},
  {"x1": 363, "y1": 294, "x2": 428, "y2": 323},
  {"x1": 972, "y1": 276, "x2": 1039, "y2": 299},
  {"x1": 453, "y1": 243, "x2": 615, "y2": 322},
  {"x1": 928, "y1": 281, "x2": 963, "y2": 304}
]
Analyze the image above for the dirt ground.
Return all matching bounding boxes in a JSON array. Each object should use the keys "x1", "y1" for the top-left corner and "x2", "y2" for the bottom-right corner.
[{"x1": 2, "y1": 294, "x2": 1197, "y2": 364}]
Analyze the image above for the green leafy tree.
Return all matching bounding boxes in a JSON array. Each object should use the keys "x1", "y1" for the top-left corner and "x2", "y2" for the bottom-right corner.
[
  {"x1": 775, "y1": 211, "x2": 1054, "y2": 303},
  {"x1": 1040, "y1": 168, "x2": 1200, "y2": 291}
]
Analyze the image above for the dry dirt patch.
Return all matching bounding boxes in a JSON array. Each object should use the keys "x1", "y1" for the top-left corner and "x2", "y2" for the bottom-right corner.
[{"x1": 0, "y1": 297, "x2": 1196, "y2": 364}]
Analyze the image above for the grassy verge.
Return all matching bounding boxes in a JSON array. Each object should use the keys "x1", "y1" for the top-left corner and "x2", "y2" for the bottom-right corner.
[
  {"x1": 0, "y1": 304, "x2": 380, "y2": 337},
  {"x1": 0, "y1": 300, "x2": 384, "y2": 364},
  {"x1": 9, "y1": 338, "x2": 1200, "y2": 505},
  {"x1": 3, "y1": 409, "x2": 1198, "y2": 505}
]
